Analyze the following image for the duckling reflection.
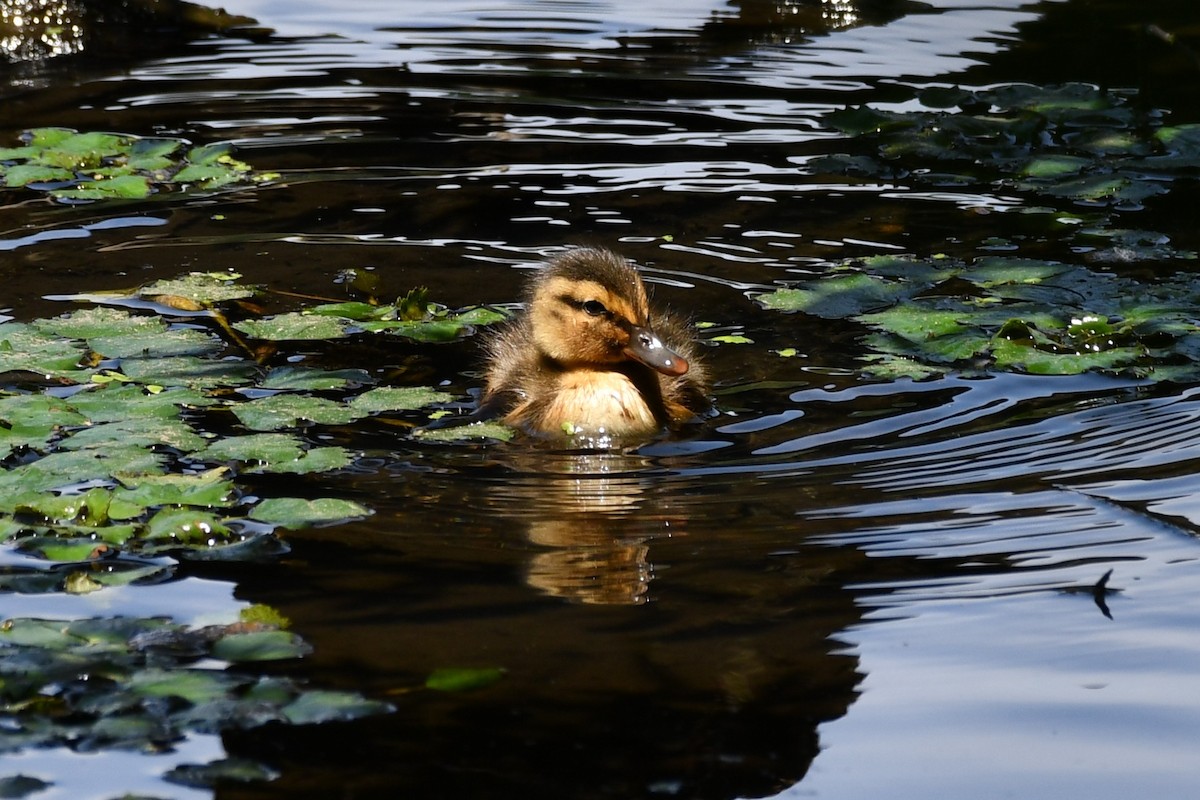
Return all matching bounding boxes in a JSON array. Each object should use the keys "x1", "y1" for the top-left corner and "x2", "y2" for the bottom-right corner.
[
  {"x1": 495, "y1": 450, "x2": 684, "y2": 605},
  {"x1": 482, "y1": 247, "x2": 709, "y2": 445}
]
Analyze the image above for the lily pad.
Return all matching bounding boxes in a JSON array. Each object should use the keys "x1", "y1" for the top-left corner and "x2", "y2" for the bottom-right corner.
[
  {"x1": 139, "y1": 272, "x2": 257, "y2": 305},
  {"x1": 260, "y1": 365, "x2": 373, "y2": 391},
  {"x1": 757, "y1": 273, "x2": 911, "y2": 317},
  {"x1": 249, "y1": 497, "x2": 373, "y2": 527},
  {"x1": 234, "y1": 312, "x2": 349, "y2": 342},
  {"x1": 0, "y1": 128, "x2": 270, "y2": 204},
  {"x1": 414, "y1": 421, "x2": 515, "y2": 442},
  {"x1": 348, "y1": 386, "x2": 454, "y2": 414},
  {"x1": 0, "y1": 323, "x2": 89, "y2": 379},
  {"x1": 210, "y1": 630, "x2": 312, "y2": 662},
  {"x1": 280, "y1": 690, "x2": 394, "y2": 725},
  {"x1": 33, "y1": 307, "x2": 164, "y2": 340},
  {"x1": 232, "y1": 395, "x2": 358, "y2": 431},
  {"x1": 424, "y1": 666, "x2": 506, "y2": 693}
]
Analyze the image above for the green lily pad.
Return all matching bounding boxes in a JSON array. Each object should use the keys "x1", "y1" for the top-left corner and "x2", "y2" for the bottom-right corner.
[
  {"x1": 128, "y1": 667, "x2": 237, "y2": 704},
  {"x1": 0, "y1": 128, "x2": 271, "y2": 204},
  {"x1": 59, "y1": 417, "x2": 206, "y2": 453},
  {"x1": 757, "y1": 273, "x2": 911, "y2": 317},
  {"x1": 4, "y1": 163, "x2": 76, "y2": 187},
  {"x1": 425, "y1": 666, "x2": 506, "y2": 692},
  {"x1": 54, "y1": 174, "x2": 152, "y2": 200},
  {"x1": 211, "y1": 630, "x2": 312, "y2": 662},
  {"x1": 413, "y1": 421, "x2": 515, "y2": 442},
  {"x1": 348, "y1": 386, "x2": 453, "y2": 414},
  {"x1": 118, "y1": 355, "x2": 257, "y2": 389},
  {"x1": 197, "y1": 433, "x2": 306, "y2": 466},
  {"x1": 249, "y1": 497, "x2": 373, "y2": 527},
  {"x1": 112, "y1": 472, "x2": 237, "y2": 509},
  {"x1": 164, "y1": 758, "x2": 280, "y2": 789},
  {"x1": 260, "y1": 365, "x2": 373, "y2": 391},
  {"x1": 280, "y1": 690, "x2": 394, "y2": 725},
  {"x1": 234, "y1": 313, "x2": 349, "y2": 342},
  {"x1": 68, "y1": 384, "x2": 214, "y2": 422},
  {"x1": 0, "y1": 322, "x2": 89, "y2": 379},
  {"x1": 139, "y1": 272, "x2": 257, "y2": 305},
  {"x1": 90, "y1": 328, "x2": 223, "y2": 359},
  {"x1": 232, "y1": 395, "x2": 357, "y2": 431},
  {"x1": 145, "y1": 508, "x2": 233, "y2": 544}
]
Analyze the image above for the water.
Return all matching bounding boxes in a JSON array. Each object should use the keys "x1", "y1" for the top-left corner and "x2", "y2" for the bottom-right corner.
[{"x1": 3, "y1": 0, "x2": 1200, "y2": 798}]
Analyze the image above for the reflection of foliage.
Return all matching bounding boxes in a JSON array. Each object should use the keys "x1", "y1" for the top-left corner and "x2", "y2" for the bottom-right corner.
[
  {"x1": 758, "y1": 255, "x2": 1200, "y2": 380},
  {"x1": 814, "y1": 83, "x2": 1200, "y2": 209},
  {"x1": 0, "y1": 273, "x2": 510, "y2": 580},
  {"x1": 0, "y1": 127, "x2": 277, "y2": 201}
]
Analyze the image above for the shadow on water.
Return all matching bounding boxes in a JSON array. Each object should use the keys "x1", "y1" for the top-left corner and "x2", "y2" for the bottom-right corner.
[{"x1": 3, "y1": 0, "x2": 1200, "y2": 798}]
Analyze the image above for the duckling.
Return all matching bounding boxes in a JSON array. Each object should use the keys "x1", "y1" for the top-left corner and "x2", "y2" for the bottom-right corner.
[{"x1": 481, "y1": 248, "x2": 709, "y2": 441}]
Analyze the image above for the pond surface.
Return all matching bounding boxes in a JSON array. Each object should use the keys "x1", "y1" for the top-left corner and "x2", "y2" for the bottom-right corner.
[{"x1": 3, "y1": 0, "x2": 1200, "y2": 798}]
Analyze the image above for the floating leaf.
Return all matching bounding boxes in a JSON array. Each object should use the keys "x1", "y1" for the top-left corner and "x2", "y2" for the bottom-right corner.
[
  {"x1": 239, "y1": 604, "x2": 290, "y2": 629},
  {"x1": 54, "y1": 174, "x2": 152, "y2": 200},
  {"x1": 414, "y1": 421, "x2": 515, "y2": 442},
  {"x1": 232, "y1": 395, "x2": 357, "y2": 431},
  {"x1": 145, "y1": 508, "x2": 233, "y2": 545},
  {"x1": 128, "y1": 668, "x2": 237, "y2": 704},
  {"x1": 211, "y1": 630, "x2": 312, "y2": 662},
  {"x1": 234, "y1": 313, "x2": 349, "y2": 342},
  {"x1": 67, "y1": 384, "x2": 214, "y2": 422},
  {"x1": 60, "y1": 417, "x2": 206, "y2": 453},
  {"x1": 265, "y1": 446, "x2": 354, "y2": 475},
  {"x1": 249, "y1": 497, "x2": 373, "y2": 527},
  {"x1": 90, "y1": 328, "x2": 223, "y2": 359},
  {"x1": 198, "y1": 433, "x2": 305, "y2": 465},
  {"x1": 112, "y1": 471, "x2": 236, "y2": 509},
  {"x1": 164, "y1": 758, "x2": 279, "y2": 789},
  {"x1": 119, "y1": 355, "x2": 257, "y2": 389},
  {"x1": 0, "y1": 322, "x2": 89, "y2": 379},
  {"x1": 348, "y1": 386, "x2": 453, "y2": 414},
  {"x1": 139, "y1": 272, "x2": 257, "y2": 305},
  {"x1": 424, "y1": 666, "x2": 506, "y2": 693},
  {"x1": 260, "y1": 366, "x2": 372, "y2": 391},
  {"x1": 757, "y1": 273, "x2": 910, "y2": 317},
  {"x1": 0, "y1": 775, "x2": 51, "y2": 798},
  {"x1": 280, "y1": 691, "x2": 394, "y2": 725}
]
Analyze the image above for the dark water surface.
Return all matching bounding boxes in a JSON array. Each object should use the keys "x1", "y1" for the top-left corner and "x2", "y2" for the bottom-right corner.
[{"x1": 4, "y1": 1, "x2": 1200, "y2": 798}]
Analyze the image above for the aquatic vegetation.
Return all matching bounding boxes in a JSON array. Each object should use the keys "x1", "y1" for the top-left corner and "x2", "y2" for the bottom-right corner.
[
  {"x1": 236, "y1": 287, "x2": 509, "y2": 343},
  {"x1": 0, "y1": 272, "x2": 511, "y2": 578},
  {"x1": 813, "y1": 83, "x2": 1200, "y2": 211},
  {"x1": 764, "y1": 83, "x2": 1200, "y2": 380},
  {"x1": 758, "y1": 255, "x2": 1200, "y2": 380},
  {"x1": 0, "y1": 271, "x2": 514, "y2": 792},
  {"x1": 0, "y1": 614, "x2": 390, "y2": 785},
  {"x1": 0, "y1": 128, "x2": 277, "y2": 201}
]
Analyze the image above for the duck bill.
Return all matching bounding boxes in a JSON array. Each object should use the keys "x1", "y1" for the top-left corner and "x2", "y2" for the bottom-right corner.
[{"x1": 624, "y1": 324, "x2": 689, "y2": 377}]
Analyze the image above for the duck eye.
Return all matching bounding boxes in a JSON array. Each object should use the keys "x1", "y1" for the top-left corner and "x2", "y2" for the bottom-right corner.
[{"x1": 581, "y1": 300, "x2": 607, "y2": 317}]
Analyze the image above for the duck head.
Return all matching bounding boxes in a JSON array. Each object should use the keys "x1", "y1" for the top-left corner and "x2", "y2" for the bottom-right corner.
[{"x1": 527, "y1": 249, "x2": 689, "y2": 378}]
